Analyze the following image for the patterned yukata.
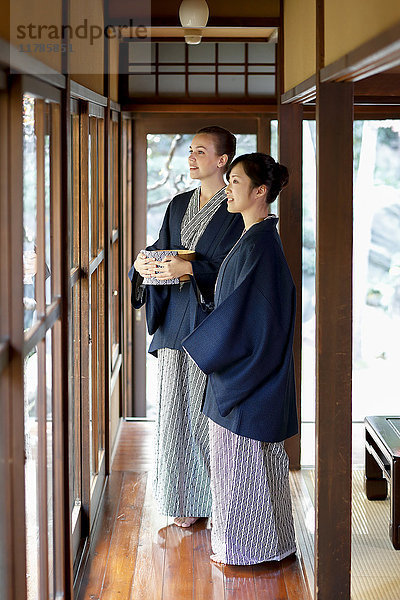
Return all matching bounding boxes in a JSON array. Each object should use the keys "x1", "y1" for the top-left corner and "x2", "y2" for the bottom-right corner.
[
  {"x1": 209, "y1": 421, "x2": 296, "y2": 564},
  {"x1": 153, "y1": 187, "x2": 227, "y2": 517},
  {"x1": 182, "y1": 216, "x2": 298, "y2": 564}
]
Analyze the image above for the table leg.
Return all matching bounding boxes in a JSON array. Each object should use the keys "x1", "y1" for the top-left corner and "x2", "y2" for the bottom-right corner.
[
  {"x1": 365, "y1": 444, "x2": 387, "y2": 500},
  {"x1": 390, "y1": 460, "x2": 400, "y2": 550}
]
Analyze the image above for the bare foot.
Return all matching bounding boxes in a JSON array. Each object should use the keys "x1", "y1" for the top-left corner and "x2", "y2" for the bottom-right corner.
[
  {"x1": 173, "y1": 517, "x2": 200, "y2": 528},
  {"x1": 210, "y1": 554, "x2": 226, "y2": 565}
]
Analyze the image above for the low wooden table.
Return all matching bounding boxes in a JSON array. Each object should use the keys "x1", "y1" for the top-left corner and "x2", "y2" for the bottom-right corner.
[{"x1": 365, "y1": 416, "x2": 400, "y2": 550}]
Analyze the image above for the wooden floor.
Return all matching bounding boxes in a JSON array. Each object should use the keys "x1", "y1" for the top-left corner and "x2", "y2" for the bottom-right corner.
[
  {"x1": 77, "y1": 421, "x2": 311, "y2": 600},
  {"x1": 291, "y1": 468, "x2": 400, "y2": 600}
]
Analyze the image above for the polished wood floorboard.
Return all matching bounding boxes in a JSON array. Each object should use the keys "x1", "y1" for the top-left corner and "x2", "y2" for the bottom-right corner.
[{"x1": 77, "y1": 422, "x2": 310, "y2": 600}]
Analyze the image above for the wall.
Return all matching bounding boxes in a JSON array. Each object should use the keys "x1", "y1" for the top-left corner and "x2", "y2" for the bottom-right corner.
[
  {"x1": 109, "y1": 36, "x2": 119, "y2": 102},
  {"x1": 325, "y1": 0, "x2": 400, "y2": 65},
  {"x1": 108, "y1": 0, "x2": 280, "y2": 20},
  {"x1": 70, "y1": 0, "x2": 104, "y2": 94},
  {"x1": 6, "y1": 0, "x2": 62, "y2": 72},
  {"x1": 283, "y1": 0, "x2": 316, "y2": 92}
]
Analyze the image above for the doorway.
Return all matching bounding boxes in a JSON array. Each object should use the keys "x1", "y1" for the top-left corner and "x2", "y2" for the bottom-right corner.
[{"x1": 129, "y1": 113, "x2": 275, "y2": 418}]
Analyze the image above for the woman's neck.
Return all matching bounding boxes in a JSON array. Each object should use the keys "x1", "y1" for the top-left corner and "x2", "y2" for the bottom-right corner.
[
  {"x1": 242, "y1": 208, "x2": 269, "y2": 231},
  {"x1": 199, "y1": 173, "x2": 226, "y2": 208}
]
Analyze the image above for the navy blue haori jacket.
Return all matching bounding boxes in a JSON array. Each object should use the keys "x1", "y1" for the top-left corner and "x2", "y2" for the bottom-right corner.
[
  {"x1": 128, "y1": 190, "x2": 243, "y2": 356},
  {"x1": 182, "y1": 217, "x2": 298, "y2": 443}
]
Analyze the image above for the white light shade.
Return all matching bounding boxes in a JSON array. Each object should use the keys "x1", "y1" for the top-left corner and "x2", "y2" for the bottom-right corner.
[
  {"x1": 184, "y1": 30, "x2": 202, "y2": 44},
  {"x1": 179, "y1": 0, "x2": 209, "y2": 28}
]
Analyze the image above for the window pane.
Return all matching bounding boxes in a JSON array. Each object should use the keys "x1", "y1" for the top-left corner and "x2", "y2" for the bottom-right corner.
[
  {"x1": 98, "y1": 119, "x2": 104, "y2": 250},
  {"x1": 24, "y1": 349, "x2": 39, "y2": 600},
  {"x1": 352, "y1": 119, "x2": 400, "y2": 464},
  {"x1": 188, "y1": 43, "x2": 215, "y2": 63},
  {"x1": 88, "y1": 130, "x2": 92, "y2": 259},
  {"x1": 248, "y1": 74, "x2": 275, "y2": 96},
  {"x1": 188, "y1": 75, "x2": 215, "y2": 96},
  {"x1": 98, "y1": 260, "x2": 105, "y2": 451},
  {"x1": 248, "y1": 65, "x2": 275, "y2": 73},
  {"x1": 218, "y1": 75, "x2": 245, "y2": 96},
  {"x1": 159, "y1": 65, "x2": 186, "y2": 73},
  {"x1": 158, "y1": 42, "x2": 185, "y2": 63},
  {"x1": 70, "y1": 284, "x2": 81, "y2": 525},
  {"x1": 71, "y1": 114, "x2": 80, "y2": 269},
  {"x1": 218, "y1": 42, "x2": 245, "y2": 63},
  {"x1": 159, "y1": 74, "x2": 186, "y2": 96},
  {"x1": 45, "y1": 106, "x2": 52, "y2": 306},
  {"x1": 188, "y1": 65, "x2": 215, "y2": 73},
  {"x1": 269, "y1": 120, "x2": 279, "y2": 216},
  {"x1": 90, "y1": 118, "x2": 97, "y2": 258},
  {"x1": 301, "y1": 120, "x2": 316, "y2": 467},
  {"x1": 128, "y1": 41, "x2": 154, "y2": 66},
  {"x1": 248, "y1": 42, "x2": 275, "y2": 64},
  {"x1": 113, "y1": 121, "x2": 119, "y2": 229},
  {"x1": 270, "y1": 119, "x2": 278, "y2": 161},
  {"x1": 129, "y1": 75, "x2": 156, "y2": 96},
  {"x1": 90, "y1": 271, "x2": 98, "y2": 477},
  {"x1": 23, "y1": 95, "x2": 38, "y2": 331},
  {"x1": 112, "y1": 241, "x2": 120, "y2": 350},
  {"x1": 218, "y1": 65, "x2": 245, "y2": 73},
  {"x1": 46, "y1": 329, "x2": 54, "y2": 599},
  {"x1": 88, "y1": 274, "x2": 93, "y2": 474}
]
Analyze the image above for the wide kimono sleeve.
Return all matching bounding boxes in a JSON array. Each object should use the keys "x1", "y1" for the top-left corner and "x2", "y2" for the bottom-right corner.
[
  {"x1": 182, "y1": 245, "x2": 295, "y2": 418},
  {"x1": 190, "y1": 215, "x2": 244, "y2": 305},
  {"x1": 128, "y1": 201, "x2": 172, "y2": 334}
]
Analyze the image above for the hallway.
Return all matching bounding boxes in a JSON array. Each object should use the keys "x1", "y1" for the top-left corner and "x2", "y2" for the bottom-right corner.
[
  {"x1": 2, "y1": 2, "x2": 400, "y2": 599},
  {"x1": 77, "y1": 422, "x2": 310, "y2": 599}
]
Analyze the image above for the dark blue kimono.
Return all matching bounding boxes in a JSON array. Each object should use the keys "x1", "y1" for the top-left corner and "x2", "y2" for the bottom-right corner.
[
  {"x1": 128, "y1": 190, "x2": 243, "y2": 356},
  {"x1": 182, "y1": 217, "x2": 298, "y2": 443}
]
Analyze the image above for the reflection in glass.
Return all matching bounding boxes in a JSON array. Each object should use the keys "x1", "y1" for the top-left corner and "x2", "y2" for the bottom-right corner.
[
  {"x1": 98, "y1": 261, "x2": 106, "y2": 452},
  {"x1": 88, "y1": 274, "x2": 93, "y2": 477},
  {"x1": 71, "y1": 115, "x2": 80, "y2": 268},
  {"x1": 45, "y1": 118, "x2": 52, "y2": 306},
  {"x1": 88, "y1": 132, "x2": 92, "y2": 259},
  {"x1": 70, "y1": 285, "x2": 81, "y2": 527},
  {"x1": 24, "y1": 350, "x2": 39, "y2": 600},
  {"x1": 145, "y1": 133, "x2": 257, "y2": 417},
  {"x1": 46, "y1": 329, "x2": 54, "y2": 599},
  {"x1": 23, "y1": 95, "x2": 38, "y2": 331},
  {"x1": 112, "y1": 242, "x2": 120, "y2": 350}
]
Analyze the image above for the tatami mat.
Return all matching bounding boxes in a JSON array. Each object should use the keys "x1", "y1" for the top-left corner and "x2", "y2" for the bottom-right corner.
[{"x1": 290, "y1": 469, "x2": 400, "y2": 599}]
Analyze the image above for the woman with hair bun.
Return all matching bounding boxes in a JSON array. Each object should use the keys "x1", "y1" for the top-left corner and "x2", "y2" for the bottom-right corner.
[
  {"x1": 183, "y1": 152, "x2": 298, "y2": 565},
  {"x1": 129, "y1": 126, "x2": 243, "y2": 528}
]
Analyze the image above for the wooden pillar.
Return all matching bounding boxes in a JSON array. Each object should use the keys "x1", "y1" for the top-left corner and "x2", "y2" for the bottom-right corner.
[
  {"x1": 257, "y1": 115, "x2": 271, "y2": 153},
  {"x1": 0, "y1": 83, "x2": 12, "y2": 600},
  {"x1": 9, "y1": 75, "x2": 27, "y2": 600},
  {"x1": 315, "y1": 79, "x2": 353, "y2": 599},
  {"x1": 278, "y1": 103, "x2": 303, "y2": 469},
  {"x1": 132, "y1": 120, "x2": 147, "y2": 417}
]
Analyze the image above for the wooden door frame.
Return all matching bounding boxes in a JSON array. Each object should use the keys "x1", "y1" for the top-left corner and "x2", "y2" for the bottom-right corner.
[
  {"x1": 131, "y1": 112, "x2": 272, "y2": 415},
  {"x1": 129, "y1": 110, "x2": 301, "y2": 467}
]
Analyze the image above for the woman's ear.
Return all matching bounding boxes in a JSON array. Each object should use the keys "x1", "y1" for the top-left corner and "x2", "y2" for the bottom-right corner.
[
  {"x1": 218, "y1": 154, "x2": 228, "y2": 169},
  {"x1": 256, "y1": 184, "x2": 267, "y2": 197}
]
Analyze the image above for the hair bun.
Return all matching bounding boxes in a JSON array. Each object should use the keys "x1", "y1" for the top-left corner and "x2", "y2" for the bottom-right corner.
[
  {"x1": 226, "y1": 152, "x2": 289, "y2": 204},
  {"x1": 276, "y1": 163, "x2": 289, "y2": 190}
]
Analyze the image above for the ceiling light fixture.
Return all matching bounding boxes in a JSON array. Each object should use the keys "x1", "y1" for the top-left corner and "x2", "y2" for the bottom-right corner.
[{"x1": 179, "y1": 0, "x2": 209, "y2": 45}]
